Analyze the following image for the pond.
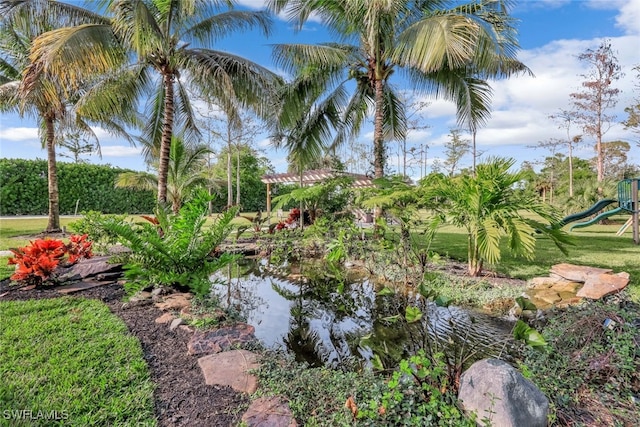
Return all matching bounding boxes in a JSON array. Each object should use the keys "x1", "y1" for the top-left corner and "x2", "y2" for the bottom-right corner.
[{"x1": 209, "y1": 257, "x2": 519, "y2": 370}]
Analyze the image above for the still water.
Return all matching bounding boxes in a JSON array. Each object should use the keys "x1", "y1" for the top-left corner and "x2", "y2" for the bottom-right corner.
[{"x1": 210, "y1": 257, "x2": 517, "y2": 369}]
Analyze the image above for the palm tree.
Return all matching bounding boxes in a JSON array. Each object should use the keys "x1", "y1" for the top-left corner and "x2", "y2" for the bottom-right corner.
[
  {"x1": 116, "y1": 137, "x2": 213, "y2": 213},
  {"x1": 424, "y1": 158, "x2": 571, "y2": 277},
  {"x1": 268, "y1": 0, "x2": 531, "y2": 180},
  {"x1": 270, "y1": 76, "x2": 345, "y2": 227},
  {"x1": 0, "y1": 1, "x2": 134, "y2": 232},
  {"x1": 25, "y1": 0, "x2": 281, "y2": 207}
]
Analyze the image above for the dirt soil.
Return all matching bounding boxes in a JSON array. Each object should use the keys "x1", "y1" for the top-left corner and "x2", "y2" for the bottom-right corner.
[{"x1": 0, "y1": 280, "x2": 249, "y2": 427}]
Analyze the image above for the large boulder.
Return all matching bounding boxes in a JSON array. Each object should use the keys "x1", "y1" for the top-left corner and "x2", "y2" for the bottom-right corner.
[{"x1": 458, "y1": 359, "x2": 549, "y2": 427}]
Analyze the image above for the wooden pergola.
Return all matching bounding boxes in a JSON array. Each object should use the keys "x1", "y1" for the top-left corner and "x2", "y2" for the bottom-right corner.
[{"x1": 260, "y1": 169, "x2": 374, "y2": 218}]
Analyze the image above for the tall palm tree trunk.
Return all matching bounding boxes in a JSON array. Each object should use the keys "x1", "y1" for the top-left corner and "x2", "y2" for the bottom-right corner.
[
  {"x1": 157, "y1": 73, "x2": 175, "y2": 205},
  {"x1": 373, "y1": 78, "x2": 385, "y2": 179},
  {"x1": 45, "y1": 115, "x2": 61, "y2": 233},
  {"x1": 235, "y1": 147, "x2": 241, "y2": 207},
  {"x1": 373, "y1": 77, "x2": 385, "y2": 229},
  {"x1": 569, "y1": 143, "x2": 574, "y2": 197},
  {"x1": 227, "y1": 139, "x2": 233, "y2": 207},
  {"x1": 299, "y1": 170, "x2": 304, "y2": 230}
]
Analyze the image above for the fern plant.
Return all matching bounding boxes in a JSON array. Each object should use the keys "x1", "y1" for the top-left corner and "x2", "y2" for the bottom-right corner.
[{"x1": 99, "y1": 190, "x2": 238, "y2": 295}]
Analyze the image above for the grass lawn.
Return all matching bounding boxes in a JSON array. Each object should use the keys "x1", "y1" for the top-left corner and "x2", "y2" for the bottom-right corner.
[
  {"x1": 0, "y1": 297, "x2": 156, "y2": 426},
  {"x1": 427, "y1": 220, "x2": 640, "y2": 298}
]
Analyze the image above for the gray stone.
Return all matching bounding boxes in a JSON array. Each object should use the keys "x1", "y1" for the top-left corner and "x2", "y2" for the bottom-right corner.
[
  {"x1": 458, "y1": 359, "x2": 549, "y2": 427},
  {"x1": 129, "y1": 291, "x2": 152, "y2": 302},
  {"x1": 57, "y1": 256, "x2": 123, "y2": 281},
  {"x1": 242, "y1": 396, "x2": 298, "y2": 427},
  {"x1": 169, "y1": 318, "x2": 183, "y2": 331},
  {"x1": 198, "y1": 349, "x2": 259, "y2": 393}
]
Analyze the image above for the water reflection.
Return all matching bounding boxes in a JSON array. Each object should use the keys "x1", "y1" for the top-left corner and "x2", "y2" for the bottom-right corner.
[{"x1": 209, "y1": 257, "x2": 517, "y2": 369}]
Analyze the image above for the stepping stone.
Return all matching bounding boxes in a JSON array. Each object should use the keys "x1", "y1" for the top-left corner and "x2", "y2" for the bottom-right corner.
[
  {"x1": 242, "y1": 396, "x2": 298, "y2": 427},
  {"x1": 550, "y1": 263, "x2": 612, "y2": 283},
  {"x1": 198, "y1": 349, "x2": 259, "y2": 394},
  {"x1": 188, "y1": 323, "x2": 256, "y2": 355},
  {"x1": 577, "y1": 272, "x2": 630, "y2": 299}
]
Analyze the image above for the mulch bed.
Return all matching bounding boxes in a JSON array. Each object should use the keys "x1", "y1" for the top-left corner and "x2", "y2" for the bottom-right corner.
[{"x1": 0, "y1": 280, "x2": 249, "y2": 427}]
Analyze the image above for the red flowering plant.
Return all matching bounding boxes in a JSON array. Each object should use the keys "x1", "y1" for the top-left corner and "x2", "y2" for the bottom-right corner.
[{"x1": 7, "y1": 235, "x2": 93, "y2": 287}]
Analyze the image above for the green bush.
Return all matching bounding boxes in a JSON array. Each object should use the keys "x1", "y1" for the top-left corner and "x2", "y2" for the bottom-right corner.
[
  {"x1": 97, "y1": 190, "x2": 238, "y2": 295},
  {"x1": 68, "y1": 211, "x2": 130, "y2": 254},
  {"x1": 0, "y1": 159, "x2": 155, "y2": 215},
  {"x1": 255, "y1": 350, "x2": 477, "y2": 427}
]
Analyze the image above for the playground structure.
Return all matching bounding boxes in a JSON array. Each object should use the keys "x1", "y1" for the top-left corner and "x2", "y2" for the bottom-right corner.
[{"x1": 560, "y1": 179, "x2": 639, "y2": 244}]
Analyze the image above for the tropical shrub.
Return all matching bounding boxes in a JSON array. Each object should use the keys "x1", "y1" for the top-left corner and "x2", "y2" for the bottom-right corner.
[
  {"x1": 7, "y1": 235, "x2": 93, "y2": 286},
  {"x1": 97, "y1": 190, "x2": 238, "y2": 295},
  {"x1": 358, "y1": 351, "x2": 476, "y2": 426},
  {"x1": 255, "y1": 350, "x2": 476, "y2": 427},
  {"x1": 424, "y1": 158, "x2": 572, "y2": 276},
  {"x1": 68, "y1": 211, "x2": 130, "y2": 254}
]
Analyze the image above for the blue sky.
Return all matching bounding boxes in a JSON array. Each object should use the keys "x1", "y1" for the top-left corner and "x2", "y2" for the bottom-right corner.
[{"x1": 1, "y1": 0, "x2": 639, "y2": 181}]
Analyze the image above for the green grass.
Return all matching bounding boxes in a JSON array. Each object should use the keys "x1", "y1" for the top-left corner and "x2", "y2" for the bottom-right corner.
[
  {"x1": 0, "y1": 297, "x2": 156, "y2": 426},
  {"x1": 427, "y1": 220, "x2": 640, "y2": 298}
]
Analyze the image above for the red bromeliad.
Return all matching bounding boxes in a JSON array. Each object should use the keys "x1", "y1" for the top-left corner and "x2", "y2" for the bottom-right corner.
[
  {"x1": 66, "y1": 234, "x2": 93, "y2": 265},
  {"x1": 7, "y1": 235, "x2": 93, "y2": 286}
]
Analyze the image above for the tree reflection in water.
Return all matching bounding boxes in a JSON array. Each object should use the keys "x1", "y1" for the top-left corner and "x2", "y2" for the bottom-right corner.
[{"x1": 209, "y1": 257, "x2": 518, "y2": 370}]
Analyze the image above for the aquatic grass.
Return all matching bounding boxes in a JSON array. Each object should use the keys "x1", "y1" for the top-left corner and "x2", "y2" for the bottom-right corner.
[{"x1": 0, "y1": 297, "x2": 156, "y2": 426}]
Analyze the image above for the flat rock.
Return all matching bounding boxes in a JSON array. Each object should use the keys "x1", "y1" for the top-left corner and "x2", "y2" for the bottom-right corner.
[
  {"x1": 198, "y1": 349, "x2": 259, "y2": 394},
  {"x1": 155, "y1": 313, "x2": 175, "y2": 324},
  {"x1": 550, "y1": 263, "x2": 612, "y2": 282},
  {"x1": 532, "y1": 289, "x2": 562, "y2": 305},
  {"x1": 556, "y1": 297, "x2": 583, "y2": 309},
  {"x1": 188, "y1": 323, "x2": 256, "y2": 356},
  {"x1": 550, "y1": 281, "x2": 582, "y2": 294},
  {"x1": 154, "y1": 293, "x2": 193, "y2": 311},
  {"x1": 528, "y1": 277, "x2": 560, "y2": 289},
  {"x1": 56, "y1": 280, "x2": 111, "y2": 294},
  {"x1": 241, "y1": 396, "x2": 298, "y2": 427},
  {"x1": 57, "y1": 256, "x2": 123, "y2": 281},
  {"x1": 576, "y1": 272, "x2": 630, "y2": 299}
]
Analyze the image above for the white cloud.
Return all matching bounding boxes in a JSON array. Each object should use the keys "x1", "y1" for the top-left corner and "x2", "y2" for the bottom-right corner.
[
  {"x1": 257, "y1": 137, "x2": 273, "y2": 148},
  {"x1": 100, "y1": 146, "x2": 142, "y2": 157},
  {"x1": 0, "y1": 127, "x2": 39, "y2": 141},
  {"x1": 615, "y1": 0, "x2": 640, "y2": 35},
  {"x1": 482, "y1": 30, "x2": 639, "y2": 157},
  {"x1": 234, "y1": 0, "x2": 269, "y2": 9}
]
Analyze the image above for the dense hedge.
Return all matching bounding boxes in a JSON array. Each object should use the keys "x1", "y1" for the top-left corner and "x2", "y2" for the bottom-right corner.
[{"x1": 0, "y1": 158, "x2": 155, "y2": 215}]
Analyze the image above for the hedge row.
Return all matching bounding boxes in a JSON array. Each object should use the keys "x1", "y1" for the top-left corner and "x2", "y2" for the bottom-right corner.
[{"x1": 0, "y1": 159, "x2": 155, "y2": 215}]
